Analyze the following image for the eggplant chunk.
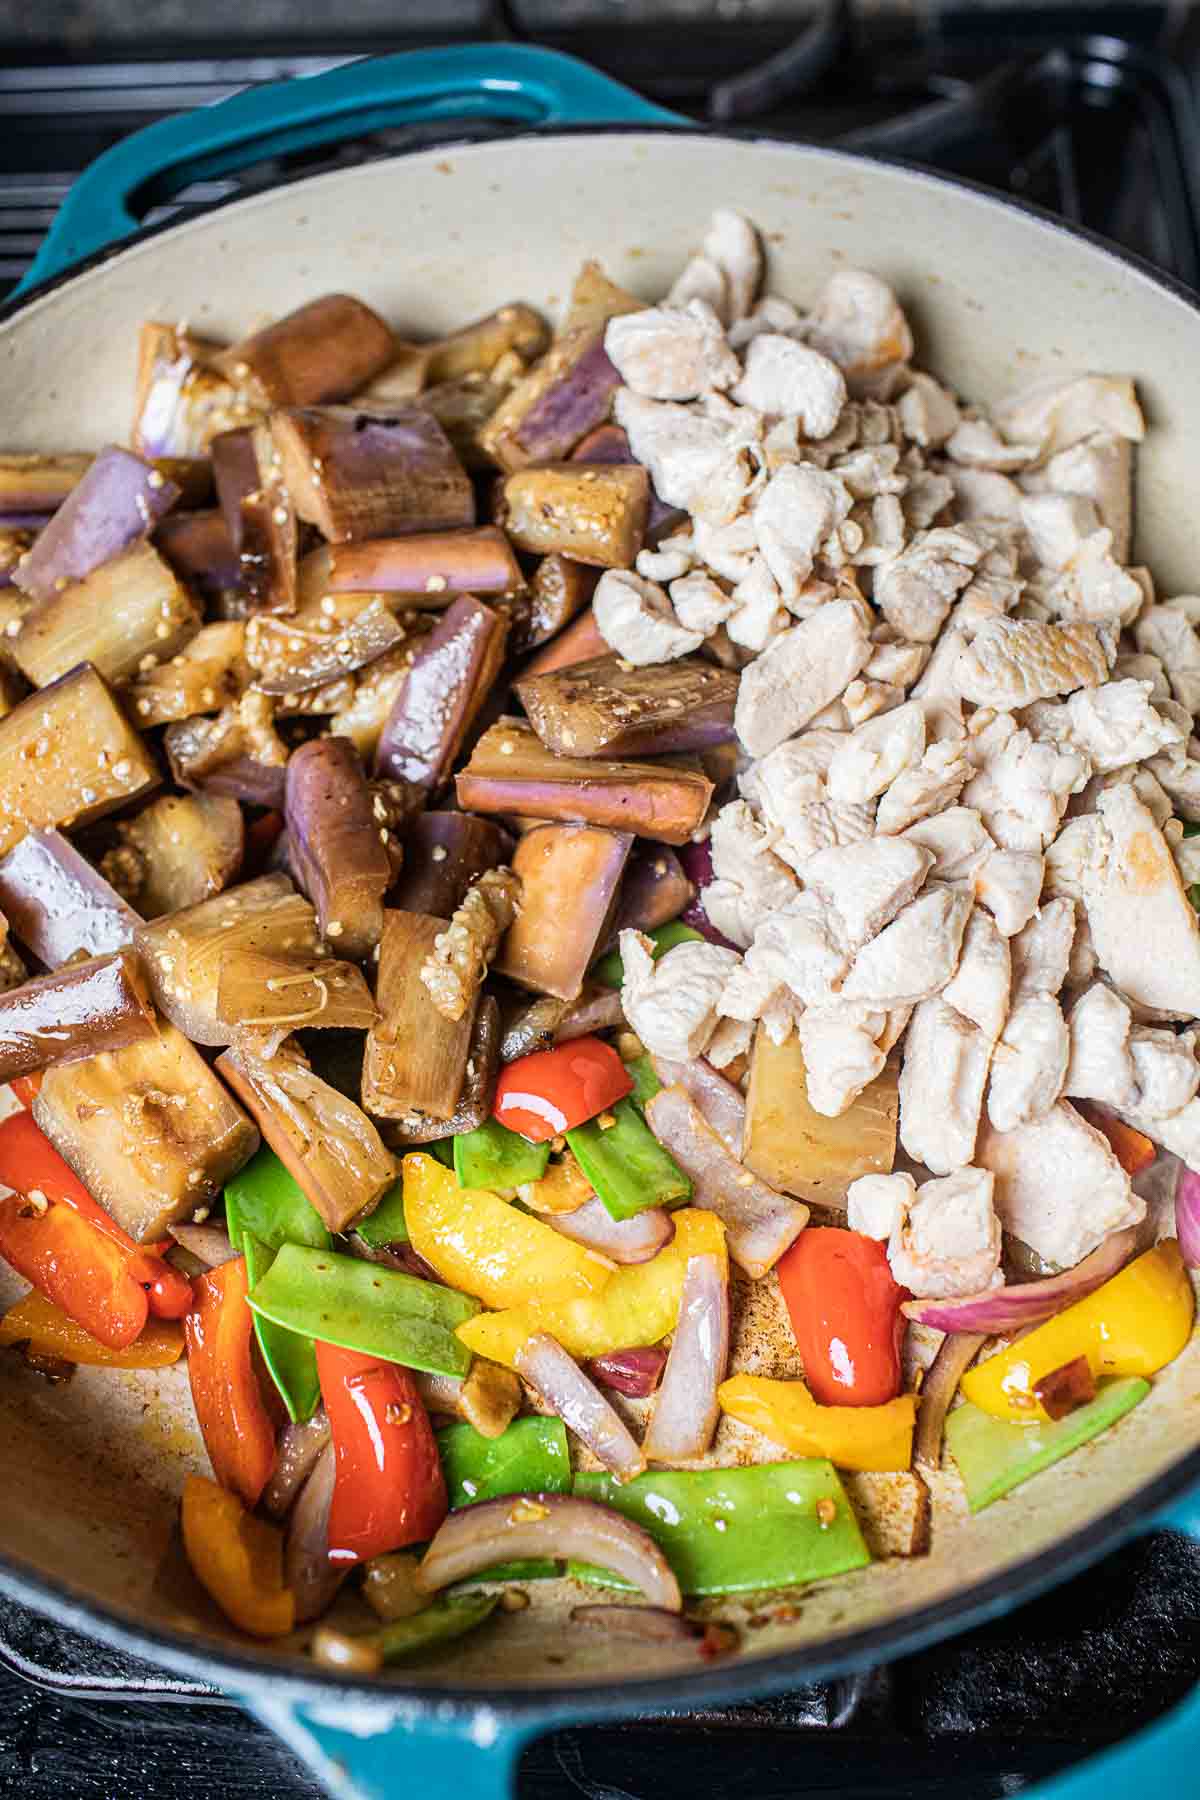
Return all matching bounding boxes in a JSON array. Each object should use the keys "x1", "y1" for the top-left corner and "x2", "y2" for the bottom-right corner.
[
  {"x1": 517, "y1": 653, "x2": 739, "y2": 758},
  {"x1": 375, "y1": 595, "x2": 508, "y2": 789},
  {"x1": 512, "y1": 555, "x2": 598, "y2": 655},
  {"x1": 354, "y1": 340, "x2": 434, "y2": 405},
  {"x1": 561, "y1": 261, "x2": 643, "y2": 338},
  {"x1": 382, "y1": 995, "x2": 499, "y2": 1145},
  {"x1": 457, "y1": 720, "x2": 712, "y2": 845},
  {"x1": 132, "y1": 323, "x2": 258, "y2": 457},
  {"x1": 246, "y1": 592, "x2": 404, "y2": 696},
  {"x1": 14, "y1": 541, "x2": 202, "y2": 690},
  {"x1": 497, "y1": 825, "x2": 633, "y2": 1000},
  {"x1": 422, "y1": 368, "x2": 523, "y2": 471},
  {"x1": 0, "y1": 829, "x2": 140, "y2": 965},
  {"x1": 135, "y1": 873, "x2": 322, "y2": 1047},
  {"x1": 35, "y1": 1020, "x2": 259, "y2": 1242},
  {"x1": 518, "y1": 607, "x2": 607, "y2": 681},
  {"x1": 0, "y1": 664, "x2": 159, "y2": 858},
  {"x1": 607, "y1": 844, "x2": 693, "y2": 946},
  {"x1": 210, "y1": 426, "x2": 260, "y2": 555},
  {"x1": 269, "y1": 406, "x2": 474, "y2": 544},
  {"x1": 296, "y1": 527, "x2": 523, "y2": 610},
  {"x1": 155, "y1": 510, "x2": 241, "y2": 596},
  {"x1": 479, "y1": 328, "x2": 622, "y2": 471},
  {"x1": 218, "y1": 1040, "x2": 395, "y2": 1233},
  {"x1": 388, "y1": 813, "x2": 513, "y2": 919},
  {"x1": 285, "y1": 737, "x2": 392, "y2": 960},
  {"x1": 498, "y1": 464, "x2": 648, "y2": 569},
  {"x1": 239, "y1": 422, "x2": 298, "y2": 615},
  {"x1": 13, "y1": 447, "x2": 181, "y2": 606},
  {"x1": 215, "y1": 295, "x2": 396, "y2": 408},
  {"x1": 362, "y1": 910, "x2": 476, "y2": 1122},
  {"x1": 0, "y1": 950, "x2": 156, "y2": 1082},
  {"x1": 0, "y1": 452, "x2": 93, "y2": 515},
  {"x1": 127, "y1": 621, "x2": 247, "y2": 727},
  {"x1": 424, "y1": 305, "x2": 550, "y2": 385},
  {"x1": 108, "y1": 792, "x2": 245, "y2": 919},
  {"x1": 0, "y1": 528, "x2": 36, "y2": 591},
  {"x1": 327, "y1": 646, "x2": 416, "y2": 761},
  {"x1": 164, "y1": 696, "x2": 287, "y2": 809},
  {"x1": 217, "y1": 953, "x2": 378, "y2": 1034}
]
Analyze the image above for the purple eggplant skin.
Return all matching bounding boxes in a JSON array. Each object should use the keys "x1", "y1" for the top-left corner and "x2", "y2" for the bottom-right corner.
[
  {"x1": 132, "y1": 323, "x2": 258, "y2": 458},
  {"x1": 374, "y1": 595, "x2": 509, "y2": 790},
  {"x1": 13, "y1": 448, "x2": 180, "y2": 605},
  {"x1": 605, "y1": 843, "x2": 694, "y2": 949},
  {"x1": 480, "y1": 329, "x2": 622, "y2": 471},
  {"x1": 164, "y1": 712, "x2": 287, "y2": 811},
  {"x1": 387, "y1": 812, "x2": 514, "y2": 920},
  {"x1": 155, "y1": 510, "x2": 241, "y2": 594},
  {"x1": 0, "y1": 829, "x2": 141, "y2": 967},
  {"x1": 0, "y1": 948, "x2": 156, "y2": 1083},
  {"x1": 285, "y1": 737, "x2": 392, "y2": 961},
  {"x1": 381, "y1": 996, "x2": 500, "y2": 1145},
  {"x1": 295, "y1": 526, "x2": 523, "y2": 610},
  {"x1": 516, "y1": 654, "x2": 739, "y2": 759},
  {"x1": 509, "y1": 555, "x2": 599, "y2": 655},
  {"x1": 270, "y1": 406, "x2": 475, "y2": 544},
  {"x1": 215, "y1": 295, "x2": 397, "y2": 408},
  {"x1": 211, "y1": 427, "x2": 259, "y2": 554}
]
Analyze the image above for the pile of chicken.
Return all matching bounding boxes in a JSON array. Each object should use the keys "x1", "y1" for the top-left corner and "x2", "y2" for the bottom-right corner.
[{"x1": 599, "y1": 209, "x2": 1200, "y2": 1298}]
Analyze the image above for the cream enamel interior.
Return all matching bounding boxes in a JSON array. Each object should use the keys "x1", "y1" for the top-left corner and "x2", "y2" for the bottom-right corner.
[{"x1": 2, "y1": 130, "x2": 1200, "y2": 1696}]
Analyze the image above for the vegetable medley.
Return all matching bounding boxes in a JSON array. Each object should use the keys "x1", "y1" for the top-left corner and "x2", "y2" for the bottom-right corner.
[{"x1": 1, "y1": 205, "x2": 1198, "y2": 1670}]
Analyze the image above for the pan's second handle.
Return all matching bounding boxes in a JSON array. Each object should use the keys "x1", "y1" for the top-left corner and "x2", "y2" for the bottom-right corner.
[
  {"x1": 1030, "y1": 1488, "x2": 1200, "y2": 1799},
  {"x1": 20, "y1": 43, "x2": 685, "y2": 294}
]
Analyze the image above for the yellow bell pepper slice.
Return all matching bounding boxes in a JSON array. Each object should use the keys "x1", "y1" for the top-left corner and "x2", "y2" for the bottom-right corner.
[
  {"x1": 456, "y1": 1208, "x2": 726, "y2": 1368},
  {"x1": 961, "y1": 1240, "x2": 1195, "y2": 1424},
  {"x1": 0, "y1": 1289, "x2": 184, "y2": 1367},
  {"x1": 718, "y1": 1373, "x2": 917, "y2": 1472},
  {"x1": 403, "y1": 1152, "x2": 615, "y2": 1308},
  {"x1": 181, "y1": 1475, "x2": 295, "y2": 1639}
]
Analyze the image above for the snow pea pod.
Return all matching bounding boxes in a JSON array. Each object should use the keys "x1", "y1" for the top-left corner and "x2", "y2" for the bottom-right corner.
[
  {"x1": 352, "y1": 1176, "x2": 410, "y2": 1249},
  {"x1": 438, "y1": 1414, "x2": 571, "y2": 1582},
  {"x1": 567, "y1": 1097, "x2": 691, "y2": 1221},
  {"x1": 453, "y1": 1117, "x2": 550, "y2": 1192},
  {"x1": 224, "y1": 1149, "x2": 330, "y2": 1422},
  {"x1": 376, "y1": 1592, "x2": 499, "y2": 1662}
]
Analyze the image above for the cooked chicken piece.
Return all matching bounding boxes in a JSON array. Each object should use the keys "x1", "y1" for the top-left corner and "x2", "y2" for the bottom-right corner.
[
  {"x1": 668, "y1": 208, "x2": 763, "y2": 326},
  {"x1": 618, "y1": 929, "x2": 741, "y2": 1061},
  {"x1": 802, "y1": 835, "x2": 933, "y2": 946},
  {"x1": 668, "y1": 569, "x2": 737, "y2": 635},
  {"x1": 604, "y1": 298, "x2": 740, "y2": 401},
  {"x1": 831, "y1": 444, "x2": 907, "y2": 503},
  {"x1": 1042, "y1": 815, "x2": 1096, "y2": 902},
  {"x1": 826, "y1": 699, "x2": 926, "y2": 803},
  {"x1": 954, "y1": 616, "x2": 1110, "y2": 708},
  {"x1": 961, "y1": 722, "x2": 1091, "y2": 853},
  {"x1": 1134, "y1": 602, "x2": 1200, "y2": 714},
  {"x1": 727, "y1": 293, "x2": 802, "y2": 352},
  {"x1": 879, "y1": 1003, "x2": 913, "y2": 1051},
  {"x1": 947, "y1": 418, "x2": 1039, "y2": 471},
  {"x1": 732, "y1": 335, "x2": 847, "y2": 438},
  {"x1": 1044, "y1": 531, "x2": 1146, "y2": 628},
  {"x1": 1055, "y1": 679, "x2": 1185, "y2": 772},
  {"x1": 957, "y1": 542, "x2": 1025, "y2": 627},
  {"x1": 874, "y1": 526, "x2": 982, "y2": 644},
  {"x1": 841, "y1": 884, "x2": 972, "y2": 1006},
  {"x1": 1010, "y1": 897, "x2": 1075, "y2": 1002},
  {"x1": 1175, "y1": 833, "x2": 1200, "y2": 889},
  {"x1": 753, "y1": 464, "x2": 853, "y2": 600},
  {"x1": 706, "y1": 1014, "x2": 754, "y2": 1069},
  {"x1": 593, "y1": 568, "x2": 704, "y2": 667},
  {"x1": 864, "y1": 637, "x2": 930, "y2": 690},
  {"x1": 1113, "y1": 650, "x2": 1170, "y2": 704},
  {"x1": 805, "y1": 269, "x2": 914, "y2": 398},
  {"x1": 992, "y1": 373, "x2": 1144, "y2": 458},
  {"x1": 749, "y1": 791, "x2": 875, "y2": 880},
  {"x1": 976, "y1": 1100, "x2": 1143, "y2": 1268},
  {"x1": 1021, "y1": 494, "x2": 1100, "y2": 570},
  {"x1": 1067, "y1": 910, "x2": 1100, "y2": 987},
  {"x1": 1093, "y1": 766, "x2": 1176, "y2": 830},
  {"x1": 842, "y1": 677, "x2": 904, "y2": 726},
  {"x1": 725, "y1": 557, "x2": 789, "y2": 651},
  {"x1": 614, "y1": 390, "x2": 755, "y2": 523},
  {"x1": 875, "y1": 737, "x2": 972, "y2": 833},
  {"x1": 945, "y1": 464, "x2": 1025, "y2": 523},
  {"x1": 691, "y1": 511, "x2": 758, "y2": 582},
  {"x1": 902, "y1": 806, "x2": 995, "y2": 883},
  {"x1": 904, "y1": 469, "x2": 957, "y2": 531},
  {"x1": 941, "y1": 906, "x2": 1011, "y2": 1039},
  {"x1": 1064, "y1": 982, "x2": 1139, "y2": 1109},
  {"x1": 910, "y1": 617, "x2": 970, "y2": 717},
  {"x1": 738, "y1": 888, "x2": 850, "y2": 1009},
  {"x1": 987, "y1": 995, "x2": 1069, "y2": 1131},
  {"x1": 1117, "y1": 1095, "x2": 1200, "y2": 1170},
  {"x1": 1022, "y1": 434, "x2": 1133, "y2": 562},
  {"x1": 702, "y1": 798, "x2": 798, "y2": 949},
  {"x1": 1079, "y1": 783, "x2": 1200, "y2": 1017},
  {"x1": 1148, "y1": 742, "x2": 1200, "y2": 823},
  {"x1": 973, "y1": 847, "x2": 1044, "y2": 937},
  {"x1": 898, "y1": 998, "x2": 993, "y2": 1174},
  {"x1": 734, "y1": 597, "x2": 872, "y2": 757},
  {"x1": 897, "y1": 373, "x2": 960, "y2": 448},
  {"x1": 637, "y1": 544, "x2": 692, "y2": 583},
  {"x1": 795, "y1": 1005, "x2": 887, "y2": 1117},
  {"x1": 888, "y1": 1167, "x2": 1003, "y2": 1298},
  {"x1": 847, "y1": 1171, "x2": 915, "y2": 1239},
  {"x1": 1129, "y1": 1027, "x2": 1200, "y2": 1117}
]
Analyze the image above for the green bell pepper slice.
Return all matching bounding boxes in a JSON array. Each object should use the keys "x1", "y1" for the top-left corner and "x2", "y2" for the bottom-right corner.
[
  {"x1": 374, "y1": 1592, "x2": 499, "y2": 1663},
  {"x1": 592, "y1": 920, "x2": 704, "y2": 990},
  {"x1": 438, "y1": 1414, "x2": 571, "y2": 1583},
  {"x1": 224, "y1": 1149, "x2": 330, "y2": 1423},
  {"x1": 352, "y1": 1177, "x2": 410, "y2": 1249},
  {"x1": 567, "y1": 1097, "x2": 691, "y2": 1221},
  {"x1": 623, "y1": 1054, "x2": 662, "y2": 1113},
  {"x1": 453, "y1": 1119, "x2": 550, "y2": 1192},
  {"x1": 944, "y1": 1376, "x2": 1150, "y2": 1512},
  {"x1": 572, "y1": 1461, "x2": 870, "y2": 1596},
  {"x1": 246, "y1": 1243, "x2": 479, "y2": 1379}
]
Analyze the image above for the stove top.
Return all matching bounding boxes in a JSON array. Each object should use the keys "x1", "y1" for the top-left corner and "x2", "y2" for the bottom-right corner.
[{"x1": 1, "y1": 4, "x2": 1199, "y2": 1793}]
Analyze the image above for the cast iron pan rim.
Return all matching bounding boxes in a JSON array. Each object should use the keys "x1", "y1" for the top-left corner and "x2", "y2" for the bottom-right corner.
[{"x1": 2, "y1": 120, "x2": 1199, "y2": 1722}]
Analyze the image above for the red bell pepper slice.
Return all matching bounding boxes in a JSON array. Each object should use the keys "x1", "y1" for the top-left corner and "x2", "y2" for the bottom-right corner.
[
  {"x1": 0, "y1": 1190, "x2": 148, "y2": 1349},
  {"x1": 316, "y1": 1340, "x2": 447, "y2": 1565},
  {"x1": 492, "y1": 1036, "x2": 633, "y2": 1144},
  {"x1": 776, "y1": 1227, "x2": 906, "y2": 1407},
  {"x1": 184, "y1": 1258, "x2": 277, "y2": 1509},
  {"x1": 0, "y1": 1111, "x2": 193, "y2": 1319},
  {"x1": 9, "y1": 1072, "x2": 42, "y2": 1110}
]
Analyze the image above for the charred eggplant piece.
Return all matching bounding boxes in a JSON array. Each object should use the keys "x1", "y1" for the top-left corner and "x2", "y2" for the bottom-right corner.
[
  {"x1": 561, "y1": 262, "x2": 643, "y2": 337},
  {"x1": 375, "y1": 595, "x2": 508, "y2": 789},
  {"x1": 457, "y1": 720, "x2": 712, "y2": 845},
  {"x1": 155, "y1": 510, "x2": 241, "y2": 595},
  {"x1": 425, "y1": 306, "x2": 550, "y2": 385},
  {"x1": 211, "y1": 427, "x2": 260, "y2": 554},
  {"x1": 14, "y1": 541, "x2": 202, "y2": 690},
  {"x1": 607, "y1": 844, "x2": 693, "y2": 945},
  {"x1": 382, "y1": 995, "x2": 499, "y2": 1145},
  {"x1": 498, "y1": 464, "x2": 648, "y2": 569},
  {"x1": 128, "y1": 621, "x2": 247, "y2": 727},
  {"x1": 363, "y1": 910, "x2": 477, "y2": 1121},
  {"x1": 247, "y1": 593, "x2": 404, "y2": 696},
  {"x1": 36, "y1": 1021, "x2": 259, "y2": 1242},
  {"x1": 0, "y1": 665, "x2": 159, "y2": 858},
  {"x1": 135, "y1": 874, "x2": 321, "y2": 1047},
  {"x1": 296, "y1": 526, "x2": 522, "y2": 610},
  {"x1": 497, "y1": 824, "x2": 632, "y2": 1000},
  {"x1": 164, "y1": 698, "x2": 287, "y2": 809},
  {"x1": 13, "y1": 447, "x2": 180, "y2": 606},
  {"x1": 217, "y1": 954, "x2": 378, "y2": 1034},
  {"x1": 0, "y1": 453, "x2": 92, "y2": 515},
  {"x1": 517, "y1": 654, "x2": 739, "y2": 759},
  {"x1": 215, "y1": 295, "x2": 396, "y2": 408},
  {"x1": 132, "y1": 323, "x2": 257, "y2": 457},
  {"x1": 269, "y1": 407, "x2": 474, "y2": 545},
  {"x1": 0, "y1": 829, "x2": 140, "y2": 965},
  {"x1": 519, "y1": 609, "x2": 607, "y2": 680},
  {"x1": 479, "y1": 328, "x2": 622, "y2": 471},
  {"x1": 422, "y1": 369, "x2": 522, "y2": 471},
  {"x1": 107, "y1": 792, "x2": 245, "y2": 918},
  {"x1": 387, "y1": 812, "x2": 512, "y2": 919},
  {"x1": 511, "y1": 555, "x2": 599, "y2": 656},
  {"x1": 218, "y1": 1039, "x2": 395, "y2": 1234},
  {"x1": 0, "y1": 950, "x2": 155, "y2": 1082},
  {"x1": 285, "y1": 737, "x2": 392, "y2": 959},
  {"x1": 238, "y1": 422, "x2": 298, "y2": 614}
]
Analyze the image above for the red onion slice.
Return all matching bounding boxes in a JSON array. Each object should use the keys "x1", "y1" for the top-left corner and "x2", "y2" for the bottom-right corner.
[
  {"x1": 555, "y1": 987, "x2": 626, "y2": 1042},
  {"x1": 585, "y1": 1347, "x2": 667, "y2": 1398},
  {"x1": 651, "y1": 1055, "x2": 744, "y2": 1157},
  {"x1": 571, "y1": 1605, "x2": 700, "y2": 1644},
  {"x1": 913, "y1": 1332, "x2": 986, "y2": 1475},
  {"x1": 417, "y1": 1493, "x2": 681, "y2": 1612},
  {"x1": 902, "y1": 1226, "x2": 1140, "y2": 1334},
  {"x1": 262, "y1": 1410, "x2": 332, "y2": 1518},
  {"x1": 285, "y1": 1442, "x2": 347, "y2": 1624},
  {"x1": 549, "y1": 1195, "x2": 675, "y2": 1265},
  {"x1": 643, "y1": 1253, "x2": 729, "y2": 1464},
  {"x1": 168, "y1": 1222, "x2": 237, "y2": 1269},
  {"x1": 1176, "y1": 1167, "x2": 1200, "y2": 1269},
  {"x1": 516, "y1": 1331, "x2": 645, "y2": 1481},
  {"x1": 677, "y1": 839, "x2": 739, "y2": 950}
]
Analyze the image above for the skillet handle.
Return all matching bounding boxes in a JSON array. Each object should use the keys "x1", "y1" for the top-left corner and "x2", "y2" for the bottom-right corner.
[
  {"x1": 20, "y1": 43, "x2": 685, "y2": 295},
  {"x1": 1029, "y1": 1489, "x2": 1200, "y2": 1800}
]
